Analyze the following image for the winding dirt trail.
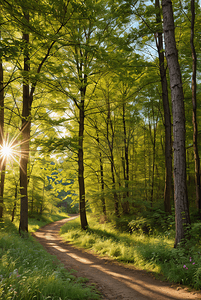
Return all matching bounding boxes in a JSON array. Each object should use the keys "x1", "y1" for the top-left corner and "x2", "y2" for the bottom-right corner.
[{"x1": 33, "y1": 215, "x2": 201, "y2": 300}]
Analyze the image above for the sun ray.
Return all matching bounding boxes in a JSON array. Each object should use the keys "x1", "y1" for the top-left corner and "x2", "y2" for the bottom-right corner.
[{"x1": 0, "y1": 132, "x2": 31, "y2": 172}]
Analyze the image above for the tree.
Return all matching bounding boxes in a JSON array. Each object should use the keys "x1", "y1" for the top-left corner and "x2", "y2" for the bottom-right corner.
[
  {"x1": 0, "y1": 30, "x2": 5, "y2": 219},
  {"x1": 13, "y1": 0, "x2": 71, "y2": 232},
  {"x1": 19, "y1": 12, "x2": 30, "y2": 233},
  {"x1": 155, "y1": 0, "x2": 172, "y2": 214},
  {"x1": 190, "y1": 0, "x2": 201, "y2": 213},
  {"x1": 162, "y1": 0, "x2": 190, "y2": 247}
]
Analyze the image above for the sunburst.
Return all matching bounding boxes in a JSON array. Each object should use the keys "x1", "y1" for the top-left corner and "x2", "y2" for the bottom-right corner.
[{"x1": 0, "y1": 132, "x2": 30, "y2": 171}]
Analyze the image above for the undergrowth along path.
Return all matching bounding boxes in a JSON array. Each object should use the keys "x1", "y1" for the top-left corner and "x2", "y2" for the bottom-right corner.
[{"x1": 33, "y1": 215, "x2": 201, "y2": 300}]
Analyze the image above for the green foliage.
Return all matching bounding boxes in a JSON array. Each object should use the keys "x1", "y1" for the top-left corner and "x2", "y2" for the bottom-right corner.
[
  {"x1": 60, "y1": 214, "x2": 201, "y2": 289},
  {"x1": 0, "y1": 218, "x2": 100, "y2": 300},
  {"x1": 111, "y1": 207, "x2": 175, "y2": 235},
  {"x1": 1, "y1": 0, "x2": 201, "y2": 265},
  {"x1": 129, "y1": 217, "x2": 151, "y2": 234}
]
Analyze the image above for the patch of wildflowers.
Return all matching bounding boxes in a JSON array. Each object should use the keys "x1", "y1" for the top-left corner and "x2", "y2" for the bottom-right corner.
[{"x1": 183, "y1": 257, "x2": 196, "y2": 270}]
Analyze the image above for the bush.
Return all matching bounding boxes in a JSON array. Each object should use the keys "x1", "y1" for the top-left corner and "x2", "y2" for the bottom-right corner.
[{"x1": 128, "y1": 217, "x2": 151, "y2": 234}]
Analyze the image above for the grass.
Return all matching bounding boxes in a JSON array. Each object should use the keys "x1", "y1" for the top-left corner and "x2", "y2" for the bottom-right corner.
[
  {"x1": 28, "y1": 213, "x2": 69, "y2": 232},
  {"x1": 13, "y1": 211, "x2": 70, "y2": 233},
  {"x1": 0, "y1": 213, "x2": 101, "y2": 300},
  {"x1": 60, "y1": 214, "x2": 201, "y2": 290}
]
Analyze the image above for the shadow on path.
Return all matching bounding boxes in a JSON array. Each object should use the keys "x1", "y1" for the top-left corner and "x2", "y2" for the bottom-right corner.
[{"x1": 33, "y1": 216, "x2": 200, "y2": 300}]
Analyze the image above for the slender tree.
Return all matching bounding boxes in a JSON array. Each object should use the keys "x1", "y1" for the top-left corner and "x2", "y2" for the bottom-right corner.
[
  {"x1": 155, "y1": 0, "x2": 172, "y2": 214},
  {"x1": 95, "y1": 125, "x2": 106, "y2": 215},
  {"x1": 105, "y1": 84, "x2": 119, "y2": 217},
  {"x1": 18, "y1": 1, "x2": 70, "y2": 232},
  {"x1": 190, "y1": 0, "x2": 201, "y2": 213},
  {"x1": 122, "y1": 93, "x2": 130, "y2": 214},
  {"x1": 162, "y1": 0, "x2": 190, "y2": 247},
  {"x1": 0, "y1": 30, "x2": 6, "y2": 219},
  {"x1": 19, "y1": 12, "x2": 30, "y2": 233}
]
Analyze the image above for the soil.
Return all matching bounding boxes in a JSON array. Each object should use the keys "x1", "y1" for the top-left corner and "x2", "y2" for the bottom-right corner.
[{"x1": 32, "y1": 215, "x2": 201, "y2": 300}]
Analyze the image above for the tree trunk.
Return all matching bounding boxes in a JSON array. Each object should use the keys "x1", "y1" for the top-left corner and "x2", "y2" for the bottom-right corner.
[
  {"x1": 190, "y1": 0, "x2": 201, "y2": 213},
  {"x1": 99, "y1": 151, "x2": 106, "y2": 215},
  {"x1": 162, "y1": 0, "x2": 190, "y2": 247},
  {"x1": 0, "y1": 48, "x2": 5, "y2": 219},
  {"x1": 78, "y1": 89, "x2": 88, "y2": 229},
  {"x1": 18, "y1": 12, "x2": 58, "y2": 232},
  {"x1": 122, "y1": 99, "x2": 130, "y2": 214},
  {"x1": 19, "y1": 103, "x2": 30, "y2": 233},
  {"x1": 155, "y1": 0, "x2": 172, "y2": 214},
  {"x1": 96, "y1": 130, "x2": 106, "y2": 215},
  {"x1": 11, "y1": 183, "x2": 18, "y2": 222},
  {"x1": 150, "y1": 122, "x2": 156, "y2": 206},
  {"x1": 110, "y1": 150, "x2": 119, "y2": 216},
  {"x1": 143, "y1": 124, "x2": 147, "y2": 201},
  {"x1": 19, "y1": 14, "x2": 30, "y2": 233},
  {"x1": 148, "y1": 103, "x2": 159, "y2": 206},
  {"x1": 106, "y1": 95, "x2": 119, "y2": 217}
]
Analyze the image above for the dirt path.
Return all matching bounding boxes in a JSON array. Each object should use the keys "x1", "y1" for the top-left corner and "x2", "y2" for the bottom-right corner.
[{"x1": 33, "y1": 215, "x2": 201, "y2": 300}]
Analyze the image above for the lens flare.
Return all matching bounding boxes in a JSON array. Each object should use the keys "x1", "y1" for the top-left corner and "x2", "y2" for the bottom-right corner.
[
  {"x1": 0, "y1": 131, "x2": 29, "y2": 171},
  {"x1": 0, "y1": 144, "x2": 12, "y2": 159}
]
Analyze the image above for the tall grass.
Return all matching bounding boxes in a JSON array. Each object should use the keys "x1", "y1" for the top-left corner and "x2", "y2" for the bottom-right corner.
[
  {"x1": 13, "y1": 211, "x2": 70, "y2": 233},
  {"x1": 0, "y1": 216, "x2": 100, "y2": 300},
  {"x1": 60, "y1": 214, "x2": 201, "y2": 289}
]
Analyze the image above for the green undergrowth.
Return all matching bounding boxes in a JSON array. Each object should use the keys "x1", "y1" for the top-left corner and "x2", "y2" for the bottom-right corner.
[
  {"x1": 28, "y1": 212, "x2": 69, "y2": 232},
  {"x1": 60, "y1": 214, "x2": 201, "y2": 290},
  {"x1": 0, "y1": 217, "x2": 100, "y2": 300},
  {"x1": 12, "y1": 211, "x2": 70, "y2": 233}
]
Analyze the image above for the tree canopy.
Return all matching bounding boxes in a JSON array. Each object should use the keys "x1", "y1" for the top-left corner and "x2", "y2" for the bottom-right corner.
[{"x1": 0, "y1": 0, "x2": 201, "y2": 247}]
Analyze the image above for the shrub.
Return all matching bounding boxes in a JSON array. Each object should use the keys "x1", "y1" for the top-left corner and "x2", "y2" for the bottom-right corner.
[{"x1": 128, "y1": 217, "x2": 151, "y2": 234}]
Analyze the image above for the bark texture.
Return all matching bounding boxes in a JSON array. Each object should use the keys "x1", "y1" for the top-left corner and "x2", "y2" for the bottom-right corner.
[
  {"x1": 78, "y1": 90, "x2": 88, "y2": 229},
  {"x1": 19, "y1": 12, "x2": 62, "y2": 233},
  {"x1": 190, "y1": 0, "x2": 201, "y2": 213},
  {"x1": 162, "y1": 0, "x2": 190, "y2": 247},
  {"x1": 155, "y1": 0, "x2": 172, "y2": 214},
  {"x1": 19, "y1": 20, "x2": 31, "y2": 233}
]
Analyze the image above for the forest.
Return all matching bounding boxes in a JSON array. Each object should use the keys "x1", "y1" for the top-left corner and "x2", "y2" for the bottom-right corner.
[{"x1": 0, "y1": 0, "x2": 201, "y2": 251}]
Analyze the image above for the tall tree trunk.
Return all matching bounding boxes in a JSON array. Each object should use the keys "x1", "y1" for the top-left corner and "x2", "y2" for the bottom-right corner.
[
  {"x1": 143, "y1": 124, "x2": 147, "y2": 201},
  {"x1": 18, "y1": 13, "x2": 62, "y2": 233},
  {"x1": 155, "y1": 0, "x2": 172, "y2": 214},
  {"x1": 149, "y1": 117, "x2": 157, "y2": 207},
  {"x1": 31, "y1": 180, "x2": 34, "y2": 214},
  {"x1": 0, "y1": 39, "x2": 5, "y2": 219},
  {"x1": 148, "y1": 103, "x2": 159, "y2": 206},
  {"x1": 19, "y1": 13, "x2": 30, "y2": 233},
  {"x1": 162, "y1": 0, "x2": 190, "y2": 247},
  {"x1": 11, "y1": 183, "x2": 18, "y2": 222},
  {"x1": 110, "y1": 150, "x2": 119, "y2": 216},
  {"x1": 78, "y1": 89, "x2": 88, "y2": 229},
  {"x1": 190, "y1": 0, "x2": 201, "y2": 213},
  {"x1": 106, "y1": 95, "x2": 119, "y2": 217},
  {"x1": 122, "y1": 99, "x2": 130, "y2": 214},
  {"x1": 150, "y1": 122, "x2": 156, "y2": 206},
  {"x1": 96, "y1": 130, "x2": 106, "y2": 215}
]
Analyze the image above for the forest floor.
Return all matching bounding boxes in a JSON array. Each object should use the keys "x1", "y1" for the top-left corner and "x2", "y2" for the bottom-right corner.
[{"x1": 33, "y1": 215, "x2": 201, "y2": 300}]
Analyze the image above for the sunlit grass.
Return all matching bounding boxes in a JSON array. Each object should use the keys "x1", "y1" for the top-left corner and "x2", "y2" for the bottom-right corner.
[
  {"x1": 11, "y1": 211, "x2": 69, "y2": 233},
  {"x1": 0, "y1": 216, "x2": 100, "y2": 300},
  {"x1": 28, "y1": 212, "x2": 69, "y2": 232},
  {"x1": 60, "y1": 214, "x2": 201, "y2": 289}
]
